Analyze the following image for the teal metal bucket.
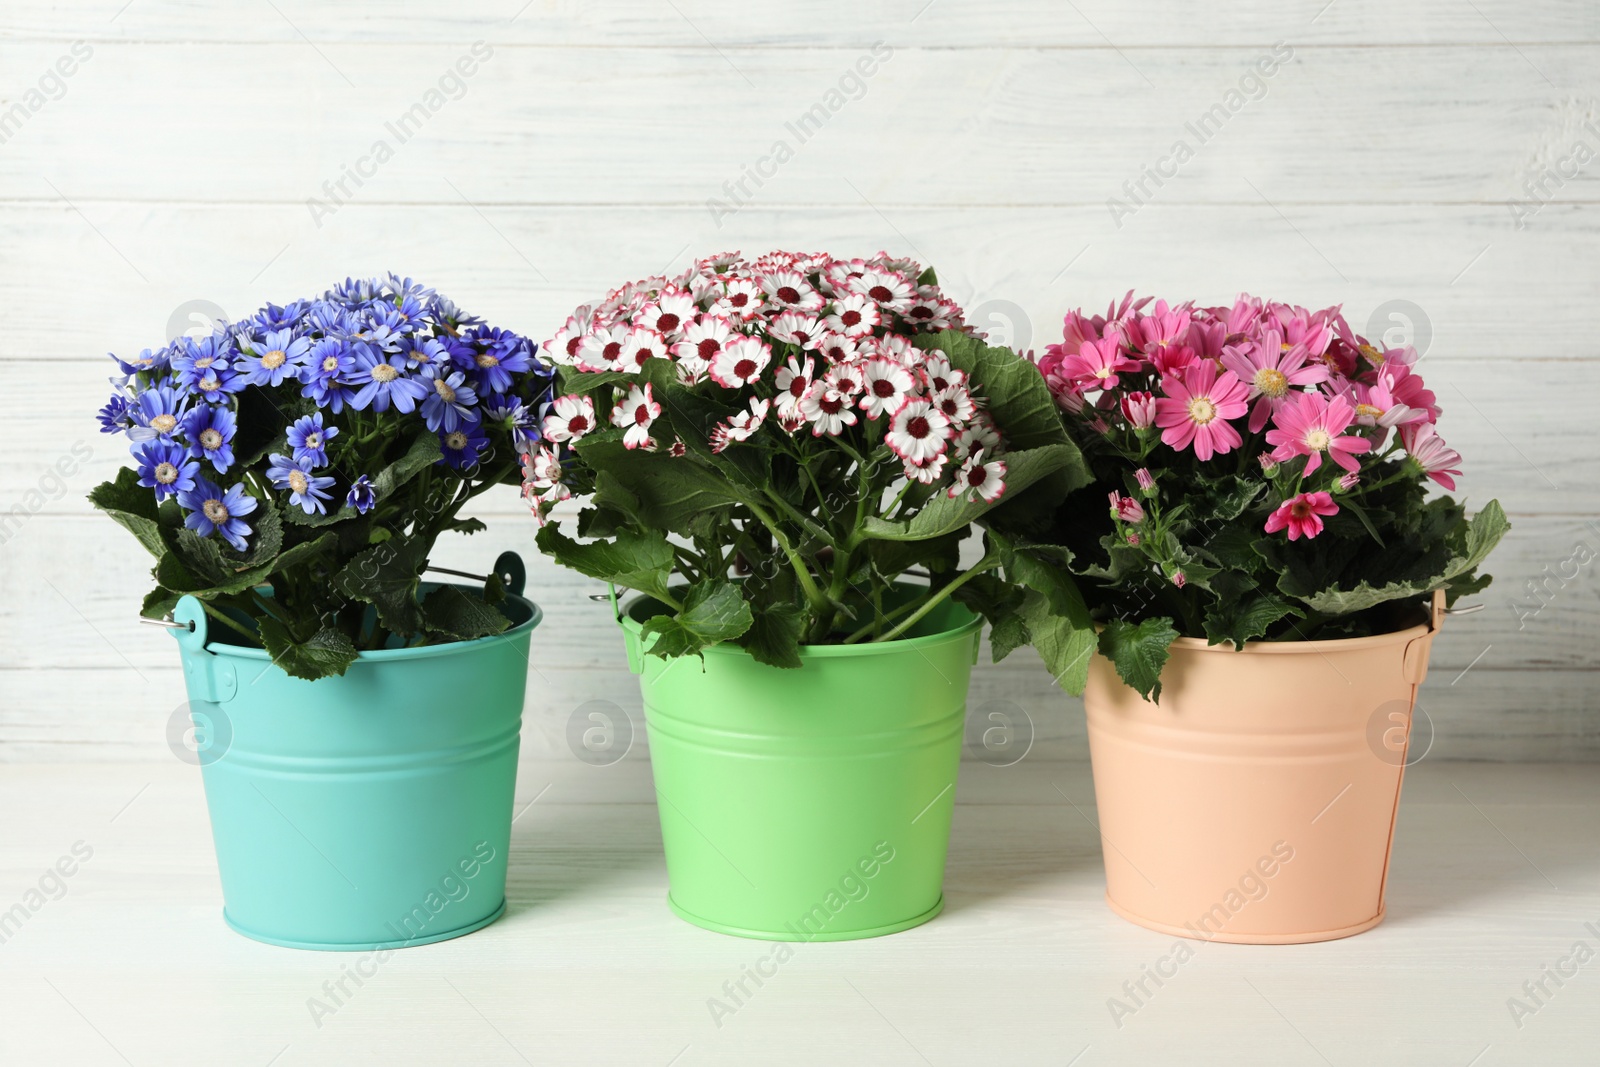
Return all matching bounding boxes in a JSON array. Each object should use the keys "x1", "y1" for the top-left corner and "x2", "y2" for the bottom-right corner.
[{"x1": 169, "y1": 559, "x2": 540, "y2": 951}]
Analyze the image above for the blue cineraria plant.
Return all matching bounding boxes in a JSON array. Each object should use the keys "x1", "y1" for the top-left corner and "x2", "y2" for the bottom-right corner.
[{"x1": 91, "y1": 275, "x2": 555, "y2": 679}]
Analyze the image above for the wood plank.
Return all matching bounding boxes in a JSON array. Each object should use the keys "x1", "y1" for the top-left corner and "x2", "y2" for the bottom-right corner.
[
  {"x1": 1, "y1": 39, "x2": 1596, "y2": 206},
  {"x1": 3, "y1": 0, "x2": 1597, "y2": 47},
  {"x1": 0, "y1": 202, "x2": 1595, "y2": 369}
]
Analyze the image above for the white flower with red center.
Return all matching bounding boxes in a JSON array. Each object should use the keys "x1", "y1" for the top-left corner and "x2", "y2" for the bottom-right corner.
[
  {"x1": 546, "y1": 308, "x2": 593, "y2": 366},
  {"x1": 619, "y1": 327, "x2": 668, "y2": 371},
  {"x1": 821, "y1": 259, "x2": 870, "y2": 295},
  {"x1": 824, "y1": 293, "x2": 881, "y2": 338},
  {"x1": 949, "y1": 449, "x2": 1007, "y2": 503},
  {"x1": 768, "y1": 311, "x2": 824, "y2": 349},
  {"x1": 709, "y1": 335, "x2": 772, "y2": 389},
  {"x1": 904, "y1": 452, "x2": 949, "y2": 485},
  {"x1": 905, "y1": 289, "x2": 960, "y2": 330},
  {"x1": 858, "y1": 357, "x2": 915, "y2": 418},
  {"x1": 710, "y1": 398, "x2": 771, "y2": 453},
  {"x1": 825, "y1": 361, "x2": 865, "y2": 397},
  {"x1": 668, "y1": 440, "x2": 687, "y2": 457},
  {"x1": 817, "y1": 334, "x2": 860, "y2": 365},
  {"x1": 874, "y1": 333, "x2": 917, "y2": 366},
  {"x1": 799, "y1": 383, "x2": 858, "y2": 436},
  {"x1": 919, "y1": 354, "x2": 966, "y2": 394},
  {"x1": 774, "y1": 355, "x2": 815, "y2": 419},
  {"x1": 933, "y1": 385, "x2": 976, "y2": 425},
  {"x1": 523, "y1": 445, "x2": 562, "y2": 488},
  {"x1": 709, "y1": 277, "x2": 765, "y2": 322},
  {"x1": 542, "y1": 394, "x2": 597, "y2": 444},
  {"x1": 635, "y1": 290, "x2": 697, "y2": 340},
  {"x1": 850, "y1": 268, "x2": 916, "y2": 313},
  {"x1": 950, "y1": 414, "x2": 1003, "y2": 462},
  {"x1": 887, "y1": 398, "x2": 952, "y2": 468},
  {"x1": 671, "y1": 315, "x2": 737, "y2": 380},
  {"x1": 575, "y1": 323, "x2": 631, "y2": 372},
  {"x1": 610, "y1": 382, "x2": 662, "y2": 451},
  {"x1": 759, "y1": 270, "x2": 824, "y2": 312}
]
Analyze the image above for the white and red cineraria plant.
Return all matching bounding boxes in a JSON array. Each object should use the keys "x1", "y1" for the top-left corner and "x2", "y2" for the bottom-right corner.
[
  {"x1": 523, "y1": 251, "x2": 1084, "y2": 666},
  {"x1": 1019, "y1": 292, "x2": 1507, "y2": 700}
]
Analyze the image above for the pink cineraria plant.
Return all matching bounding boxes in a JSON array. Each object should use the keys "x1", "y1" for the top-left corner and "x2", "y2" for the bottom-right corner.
[{"x1": 1018, "y1": 292, "x2": 1506, "y2": 699}]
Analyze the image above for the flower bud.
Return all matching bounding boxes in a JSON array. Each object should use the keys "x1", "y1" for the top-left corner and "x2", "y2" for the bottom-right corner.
[{"x1": 1120, "y1": 390, "x2": 1157, "y2": 430}]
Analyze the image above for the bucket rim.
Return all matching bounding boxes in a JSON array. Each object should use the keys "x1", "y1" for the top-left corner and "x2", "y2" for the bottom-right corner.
[
  {"x1": 1162, "y1": 612, "x2": 1432, "y2": 655},
  {"x1": 618, "y1": 585, "x2": 981, "y2": 660},
  {"x1": 186, "y1": 585, "x2": 542, "y2": 664}
]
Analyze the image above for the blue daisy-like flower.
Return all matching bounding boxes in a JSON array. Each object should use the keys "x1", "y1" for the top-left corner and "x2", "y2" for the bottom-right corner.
[
  {"x1": 299, "y1": 338, "x2": 357, "y2": 412},
  {"x1": 286, "y1": 412, "x2": 339, "y2": 467},
  {"x1": 237, "y1": 328, "x2": 310, "y2": 387},
  {"x1": 179, "y1": 477, "x2": 257, "y2": 552},
  {"x1": 251, "y1": 300, "x2": 308, "y2": 332},
  {"x1": 483, "y1": 397, "x2": 540, "y2": 453},
  {"x1": 420, "y1": 364, "x2": 479, "y2": 433},
  {"x1": 182, "y1": 404, "x2": 238, "y2": 472},
  {"x1": 348, "y1": 346, "x2": 428, "y2": 414},
  {"x1": 126, "y1": 386, "x2": 191, "y2": 443},
  {"x1": 113, "y1": 347, "x2": 170, "y2": 378},
  {"x1": 428, "y1": 294, "x2": 482, "y2": 331},
  {"x1": 266, "y1": 453, "x2": 336, "y2": 515},
  {"x1": 401, "y1": 335, "x2": 448, "y2": 369},
  {"x1": 345, "y1": 474, "x2": 376, "y2": 514},
  {"x1": 133, "y1": 440, "x2": 199, "y2": 501},
  {"x1": 192, "y1": 363, "x2": 245, "y2": 404},
  {"x1": 386, "y1": 274, "x2": 436, "y2": 303},
  {"x1": 452, "y1": 326, "x2": 538, "y2": 394},
  {"x1": 98, "y1": 393, "x2": 133, "y2": 434},
  {"x1": 171, "y1": 335, "x2": 232, "y2": 391},
  {"x1": 438, "y1": 423, "x2": 489, "y2": 470}
]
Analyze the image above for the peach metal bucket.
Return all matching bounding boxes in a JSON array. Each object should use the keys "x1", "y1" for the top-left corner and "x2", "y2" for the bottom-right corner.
[{"x1": 1083, "y1": 591, "x2": 1445, "y2": 944}]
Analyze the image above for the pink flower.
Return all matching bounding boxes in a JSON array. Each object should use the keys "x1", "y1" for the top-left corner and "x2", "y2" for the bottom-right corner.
[
  {"x1": 1350, "y1": 370, "x2": 1428, "y2": 432},
  {"x1": 1264, "y1": 491, "x2": 1339, "y2": 541},
  {"x1": 711, "y1": 397, "x2": 770, "y2": 453},
  {"x1": 799, "y1": 383, "x2": 858, "y2": 436},
  {"x1": 1265, "y1": 392, "x2": 1372, "y2": 476},
  {"x1": 1135, "y1": 303, "x2": 1194, "y2": 369},
  {"x1": 542, "y1": 394, "x2": 596, "y2": 444},
  {"x1": 1063, "y1": 337, "x2": 1140, "y2": 390},
  {"x1": 1134, "y1": 467, "x2": 1155, "y2": 492},
  {"x1": 1171, "y1": 570, "x2": 1187, "y2": 588},
  {"x1": 610, "y1": 382, "x2": 661, "y2": 451},
  {"x1": 1219, "y1": 330, "x2": 1330, "y2": 432},
  {"x1": 949, "y1": 449, "x2": 1007, "y2": 504},
  {"x1": 1108, "y1": 491, "x2": 1145, "y2": 524},
  {"x1": 708, "y1": 336, "x2": 772, "y2": 389},
  {"x1": 1154, "y1": 362, "x2": 1250, "y2": 461},
  {"x1": 886, "y1": 397, "x2": 951, "y2": 467},
  {"x1": 1401, "y1": 422, "x2": 1463, "y2": 490},
  {"x1": 1120, "y1": 390, "x2": 1157, "y2": 429},
  {"x1": 858, "y1": 357, "x2": 914, "y2": 419}
]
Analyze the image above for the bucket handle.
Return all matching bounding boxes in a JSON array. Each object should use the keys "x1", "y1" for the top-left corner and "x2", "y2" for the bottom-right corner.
[{"x1": 423, "y1": 550, "x2": 527, "y2": 597}]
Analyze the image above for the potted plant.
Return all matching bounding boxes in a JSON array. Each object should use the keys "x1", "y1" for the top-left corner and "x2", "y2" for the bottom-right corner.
[
  {"x1": 524, "y1": 250, "x2": 1088, "y2": 940},
  {"x1": 1017, "y1": 292, "x2": 1507, "y2": 943},
  {"x1": 91, "y1": 275, "x2": 551, "y2": 950}
]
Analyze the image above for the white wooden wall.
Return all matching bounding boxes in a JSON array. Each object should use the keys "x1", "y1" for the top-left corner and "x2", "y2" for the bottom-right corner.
[{"x1": 1, "y1": 1, "x2": 1597, "y2": 761}]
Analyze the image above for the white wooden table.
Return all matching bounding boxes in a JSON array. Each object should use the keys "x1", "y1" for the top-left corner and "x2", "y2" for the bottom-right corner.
[{"x1": 1, "y1": 757, "x2": 1595, "y2": 1065}]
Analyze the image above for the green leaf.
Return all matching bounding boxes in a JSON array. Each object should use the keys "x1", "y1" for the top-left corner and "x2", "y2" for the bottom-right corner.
[
  {"x1": 637, "y1": 580, "x2": 754, "y2": 659},
  {"x1": 140, "y1": 585, "x2": 181, "y2": 621},
  {"x1": 257, "y1": 616, "x2": 359, "y2": 681},
  {"x1": 421, "y1": 585, "x2": 511, "y2": 641},
  {"x1": 1292, "y1": 500, "x2": 1508, "y2": 615},
  {"x1": 534, "y1": 523, "x2": 676, "y2": 606},
  {"x1": 579, "y1": 440, "x2": 743, "y2": 535},
  {"x1": 737, "y1": 600, "x2": 804, "y2": 669},
  {"x1": 1020, "y1": 590, "x2": 1099, "y2": 695},
  {"x1": 917, "y1": 330, "x2": 1074, "y2": 456},
  {"x1": 331, "y1": 535, "x2": 428, "y2": 635},
  {"x1": 238, "y1": 496, "x2": 283, "y2": 567},
  {"x1": 951, "y1": 572, "x2": 1028, "y2": 663},
  {"x1": 1202, "y1": 594, "x2": 1303, "y2": 649},
  {"x1": 859, "y1": 445, "x2": 1077, "y2": 542},
  {"x1": 1097, "y1": 617, "x2": 1180, "y2": 702},
  {"x1": 88, "y1": 469, "x2": 167, "y2": 559}
]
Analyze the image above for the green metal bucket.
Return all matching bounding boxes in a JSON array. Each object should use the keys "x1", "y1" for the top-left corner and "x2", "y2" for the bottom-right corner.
[
  {"x1": 169, "y1": 554, "x2": 540, "y2": 951},
  {"x1": 620, "y1": 587, "x2": 981, "y2": 941}
]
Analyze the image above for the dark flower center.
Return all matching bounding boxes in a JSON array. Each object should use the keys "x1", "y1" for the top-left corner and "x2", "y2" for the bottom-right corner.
[
  {"x1": 907, "y1": 416, "x2": 930, "y2": 439},
  {"x1": 697, "y1": 338, "x2": 720, "y2": 360},
  {"x1": 777, "y1": 286, "x2": 800, "y2": 303},
  {"x1": 873, "y1": 380, "x2": 896, "y2": 398},
  {"x1": 869, "y1": 285, "x2": 893, "y2": 302},
  {"x1": 656, "y1": 312, "x2": 680, "y2": 332},
  {"x1": 733, "y1": 359, "x2": 757, "y2": 380},
  {"x1": 569, "y1": 414, "x2": 589, "y2": 433},
  {"x1": 841, "y1": 310, "x2": 862, "y2": 327}
]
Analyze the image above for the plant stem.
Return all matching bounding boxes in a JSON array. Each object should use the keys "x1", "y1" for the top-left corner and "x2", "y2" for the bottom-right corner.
[{"x1": 871, "y1": 554, "x2": 998, "y2": 644}]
